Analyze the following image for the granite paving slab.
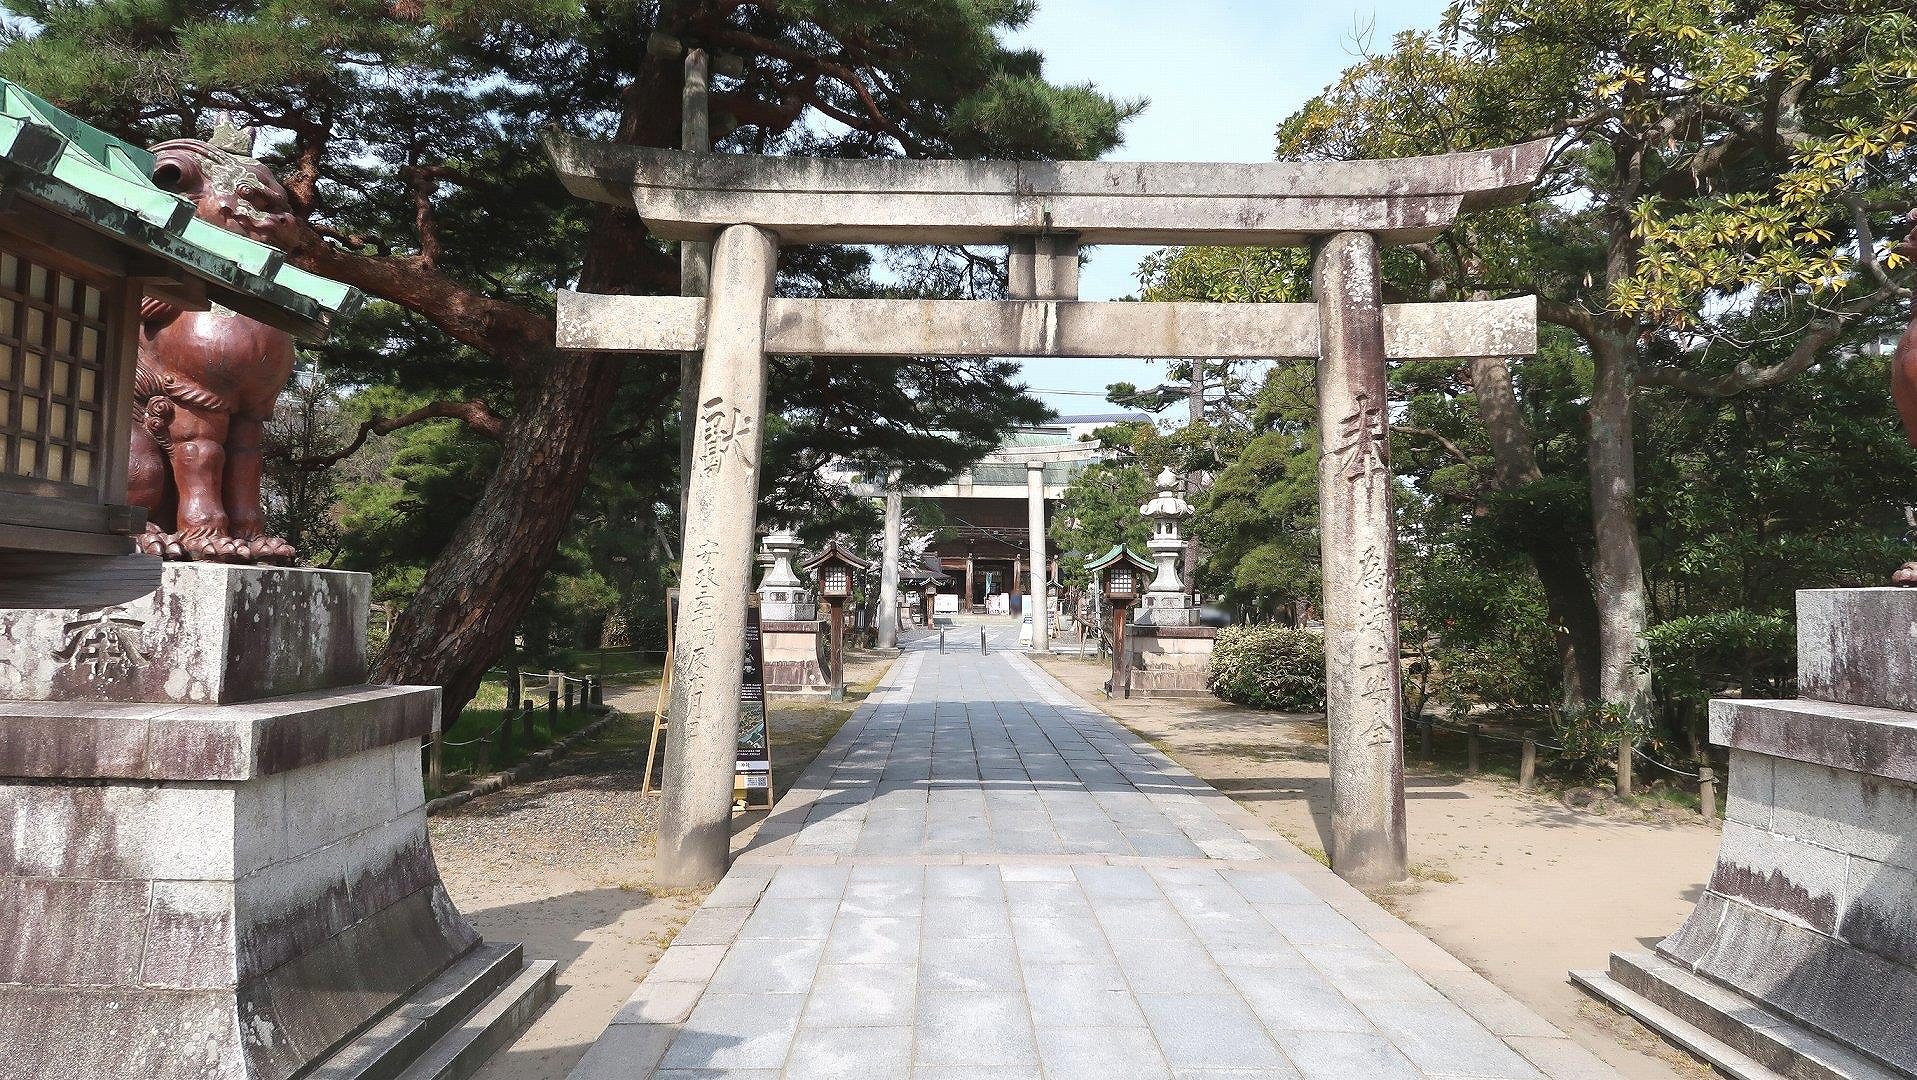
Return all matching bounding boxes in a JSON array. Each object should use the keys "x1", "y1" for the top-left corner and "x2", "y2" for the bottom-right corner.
[{"x1": 570, "y1": 629, "x2": 1621, "y2": 1079}]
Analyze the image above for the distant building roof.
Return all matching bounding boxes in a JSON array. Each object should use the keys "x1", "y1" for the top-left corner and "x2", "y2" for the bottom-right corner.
[{"x1": 0, "y1": 80, "x2": 360, "y2": 334}]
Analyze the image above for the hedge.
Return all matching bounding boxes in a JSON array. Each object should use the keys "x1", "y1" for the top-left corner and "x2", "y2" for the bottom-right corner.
[{"x1": 1207, "y1": 624, "x2": 1326, "y2": 712}]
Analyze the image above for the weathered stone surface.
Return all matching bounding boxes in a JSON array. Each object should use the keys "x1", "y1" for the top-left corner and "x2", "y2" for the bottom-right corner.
[
  {"x1": 1710, "y1": 696, "x2": 1917, "y2": 786},
  {"x1": 657, "y1": 223, "x2": 776, "y2": 888},
  {"x1": 556, "y1": 292, "x2": 1539, "y2": 361},
  {"x1": 1798, "y1": 588, "x2": 1917, "y2": 711},
  {"x1": 0, "y1": 986, "x2": 244, "y2": 1080},
  {"x1": 0, "y1": 876, "x2": 150, "y2": 985},
  {"x1": 0, "y1": 683, "x2": 437, "y2": 781},
  {"x1": 1609, "y1": 593, "x2": 1917, "y2": 1078},
  {"x1": 0, "y1": 561, "x2": 368, "y2": 705},
  {"x1": 545, "y1": 136, "x2": 1551, "y2": 245},
  {"x1": 0, "y1": 557, "x2": 537, "y2": 1080},
  {"x1": 1126, "y1": 625, "x2": 1217, "y2": 698},
  {"x1": 1313, "y1": 231, "x2": 1407, "y2": 888}
]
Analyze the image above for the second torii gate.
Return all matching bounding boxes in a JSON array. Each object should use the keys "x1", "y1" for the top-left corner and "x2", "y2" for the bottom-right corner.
[{"x1": 547, "y1": 135, "x2": 1551, "y2": 889}]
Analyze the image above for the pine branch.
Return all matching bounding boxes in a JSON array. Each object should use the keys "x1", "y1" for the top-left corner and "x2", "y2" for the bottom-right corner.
[{"x1": 273, "y1": 399, "x2": 508, "y2": 472}]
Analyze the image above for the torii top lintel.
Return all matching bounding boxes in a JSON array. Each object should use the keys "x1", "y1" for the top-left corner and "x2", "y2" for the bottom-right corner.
[{"x1": 543, "y1": 134, "x2": 1552, "y2": 248}]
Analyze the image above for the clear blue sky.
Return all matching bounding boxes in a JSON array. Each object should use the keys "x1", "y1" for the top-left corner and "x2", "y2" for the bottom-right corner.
[{"x1": 1002, "y1": 0, "x2": 1450, "y2": 419}]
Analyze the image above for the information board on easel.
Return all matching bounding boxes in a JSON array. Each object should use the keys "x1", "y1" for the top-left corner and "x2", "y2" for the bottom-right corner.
[{"x1": 644, "y1": 590, "x2": 776, "y2": 810}]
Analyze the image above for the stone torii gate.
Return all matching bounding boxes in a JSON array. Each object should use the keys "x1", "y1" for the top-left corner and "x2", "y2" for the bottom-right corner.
[{"x1": 547, "y1": 135, "x2": 1550, "y2": 889}]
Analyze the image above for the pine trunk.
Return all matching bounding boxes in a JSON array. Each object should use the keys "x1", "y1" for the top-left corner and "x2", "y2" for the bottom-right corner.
[{"x1": 374, "y1": 348, "x2": 623, "y2": 715}]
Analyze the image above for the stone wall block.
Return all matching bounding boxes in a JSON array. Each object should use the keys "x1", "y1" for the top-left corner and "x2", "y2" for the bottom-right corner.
[
  {"x1": 142, "y1": 881, "x2": 237, "y2": 990},
  {"x1": 1838, "y1": 856, "x2": 1917, "y2": 971},
  {"x1": 1769, "y1": 756, "x2": 1917, "y2": 873},
  {"x1": 1797, "y1": 588, "x2": 1917, "y2": 711},
  {"x1": 278, "y1": 741, "x2": 401, "y2": 861},
  {"x1": 393, "y1": 737, "x2": 425, "y2": 815},
  {"x1": 1709, "y1": 697, "x2": 1917, "y2": 786},
  {"x1": 1679, "y1": 895, "x2": 1917, "y2": 1071},
  {"x1": 235, "y1": 809, "x2": 437, "y2": 983},
  {"x1": 1706, "y1": 819, "x2": 1848, "y2": 935},
  {"x1": 232, "y1": 772, "x2": 288, "y2": 878},
  {"x1": 0, "y1": 784, "x2": 236, "y2": 880},
  {"x1": 1723, "y1": 748, "x2": 1773, "y2": 830},
  {"x1": 0, "y1": 877, "x2": 149, "y2": 985},
  {"x1": 0, "y1": 987, "x2": 242, "y2": 1080},
  {"x1": 239, "y1": 885, "x2": 478, "y2": 1080}
]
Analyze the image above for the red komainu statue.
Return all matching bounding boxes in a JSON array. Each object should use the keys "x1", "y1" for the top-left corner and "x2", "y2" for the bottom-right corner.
[
  {"x1": 1891, "y1": 210, "x2": 1917, "y2": 586},
  {"x1": 130, "y1": 126, "x2": 300, "y2": 563}
]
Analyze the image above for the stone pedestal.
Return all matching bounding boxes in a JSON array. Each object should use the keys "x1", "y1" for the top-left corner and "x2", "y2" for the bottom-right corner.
[
  {"x1": 0, "y1": 558, "x2": 552, "y2": 1080},
  {"x1": 761, "y1": 619, "x2": 831, "y2": 695},
  {"x1": 1577, "y1": 588, "x2": 1917, "y2": 1079},
  {"x1": 1126, "y1": 624, "x2": 1218, "y2": 698}
]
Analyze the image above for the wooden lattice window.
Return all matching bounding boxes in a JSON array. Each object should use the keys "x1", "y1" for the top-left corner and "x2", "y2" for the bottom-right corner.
[{"x1": 0, "y1": 249, "x2": 109, "y2": 491}]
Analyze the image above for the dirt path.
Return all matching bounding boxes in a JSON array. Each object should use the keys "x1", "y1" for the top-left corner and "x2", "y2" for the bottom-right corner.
[
  {"x1": 432, "y1": 649, "x2": 897, "y2": 1080},
  {"x1": 1034, "y1": 654, "x2": 1720, "y2": 1080}
]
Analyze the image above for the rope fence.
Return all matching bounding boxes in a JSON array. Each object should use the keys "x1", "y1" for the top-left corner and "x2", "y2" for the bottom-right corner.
[
  {"x1": 424, "y1": 667, "x2": 610, "y2": 792},
  {"x1": 1411, "y1": 714, "x2": 1718, "y2": 820}
]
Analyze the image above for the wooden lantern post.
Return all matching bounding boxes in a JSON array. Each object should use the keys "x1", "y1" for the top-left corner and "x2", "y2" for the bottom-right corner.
[
  {"x1": 1086, "y1": 545, "x2": 1151, "y2": 699},
  {"x1": 805, "y1": 540, "x2": 871, "y2": 702}
]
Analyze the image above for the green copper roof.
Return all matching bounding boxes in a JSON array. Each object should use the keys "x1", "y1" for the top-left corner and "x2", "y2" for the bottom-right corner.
[
  {"x1": 0, "y1": 80, "x2": 359, "y2": 333},
  {"x1": 1083, "y1": 544, "x2": 1152, "y2": 573}
]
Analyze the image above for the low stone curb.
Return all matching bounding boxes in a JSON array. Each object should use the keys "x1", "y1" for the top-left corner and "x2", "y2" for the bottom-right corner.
[{"x1": 426, "y1": 706, "x2": 624, "y2": 816}]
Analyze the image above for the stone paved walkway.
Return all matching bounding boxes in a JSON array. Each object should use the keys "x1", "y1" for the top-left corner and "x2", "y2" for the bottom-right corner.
[{"x1": 570, "y1": 635, "x2": 1620, "y2": 1079}]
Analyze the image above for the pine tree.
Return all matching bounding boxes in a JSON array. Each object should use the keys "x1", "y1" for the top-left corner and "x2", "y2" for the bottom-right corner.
[{"x1": 1, "y1": 1, "x2": 1138, "y2": 718}]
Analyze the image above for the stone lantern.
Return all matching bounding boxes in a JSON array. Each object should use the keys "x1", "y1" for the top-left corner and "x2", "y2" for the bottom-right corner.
[
  {"x1": 1127, "y1": 467, "x2": 1220, "y2": 697},
  {"x1": 756, "y1": 527, "x2": 829, "y2": 694},
  {"x1": 1136, "y1": 467, "x2": 1197, "y2": 627}
]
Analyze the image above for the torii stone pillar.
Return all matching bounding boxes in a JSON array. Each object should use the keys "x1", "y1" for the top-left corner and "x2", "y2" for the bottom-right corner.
[
  {"x1": 1313, "y1": 231, "x2": 1407, "y2": 886},
  {"x1": 878, "y1": 474, "x2": 902, "y2": 651},
  {"x1": 1026, "y1": 460, "x2": 1049, "y2": 653},
  {"x1": 657, "y1": 223, "x2": 777, "y2": 888}
]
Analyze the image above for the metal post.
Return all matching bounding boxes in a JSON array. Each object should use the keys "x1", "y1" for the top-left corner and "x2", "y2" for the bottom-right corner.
[
  {"x1": 878, "y1": 475, "x2": 902, "y2": 651},
  {"x1": 1467, "y1": 724, "x2": 1481, "y2": 774},
  {"x1": 1026, "y1": 461, "x2": 1049, "y2": 654},
  {"x1": 1520, "y1": 737, "x2": 1537, "y2": 791},
  {"x1": 980, "y1": 626, "x2": 988, "y2": 655},
  {"x1": 1314, "y1": 230, "x2": 1408, "y2": 887},
  {"x1": 658, "y1": 223, "x2": 776, "y2": 889},
  {"x1": 939, "y1": 629, "x2": 946, "y2": 654},
  {"x1": 677, "y1": 47, "x2": 712, "y2": 526}
]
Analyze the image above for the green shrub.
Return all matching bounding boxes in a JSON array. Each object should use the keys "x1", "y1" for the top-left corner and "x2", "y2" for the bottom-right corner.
[{"x1": 1207, "y1": 624, "x2": 1326, "y2": 711}]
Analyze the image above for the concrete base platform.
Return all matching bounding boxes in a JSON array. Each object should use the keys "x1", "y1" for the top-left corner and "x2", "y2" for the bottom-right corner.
[
  {"x1": 1575, "y1": 952, "x2": 1902, "y2": 1080},
  {"x1": 312, "y1": 943, "x2": 555, "y2": 1080}
]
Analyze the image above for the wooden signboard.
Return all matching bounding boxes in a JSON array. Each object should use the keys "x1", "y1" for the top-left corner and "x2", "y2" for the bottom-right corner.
[{"x1": 644, "y1": 590, "x2": 776, "y2": 810}]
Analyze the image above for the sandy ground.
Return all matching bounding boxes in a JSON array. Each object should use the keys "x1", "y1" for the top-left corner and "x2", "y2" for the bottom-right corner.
[
  {"x1": 432, "y1": 649, "x2": 897, "y2": 1080},
  {"x1": 1034, "y1": 654, "x2": 1722, "y2": 1080}
]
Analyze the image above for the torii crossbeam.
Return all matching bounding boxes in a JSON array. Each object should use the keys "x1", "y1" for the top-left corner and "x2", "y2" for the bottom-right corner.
[{"x1": 546, "y1": 134, "x2": 1551, "y2": 889}]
